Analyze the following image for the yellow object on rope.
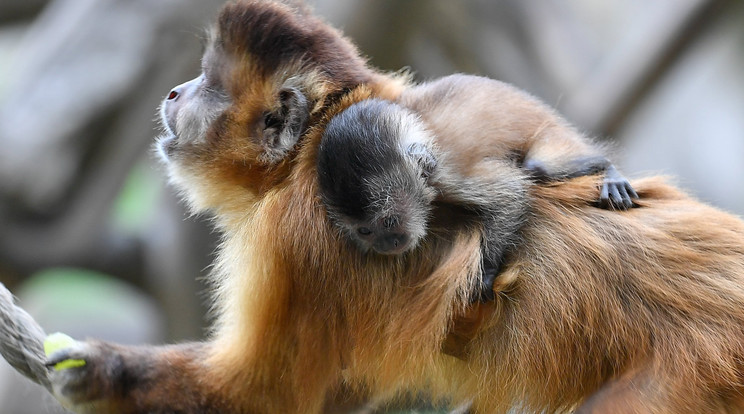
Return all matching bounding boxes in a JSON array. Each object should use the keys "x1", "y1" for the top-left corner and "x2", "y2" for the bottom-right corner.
[{"x1": 43, "y1": 332, "x2": 87, "y2": 370}]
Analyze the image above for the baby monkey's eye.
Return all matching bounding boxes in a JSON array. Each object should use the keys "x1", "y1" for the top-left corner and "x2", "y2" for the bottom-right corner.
[{"x1": 357, "y1": 227, "x2": 373, "y2": 236}]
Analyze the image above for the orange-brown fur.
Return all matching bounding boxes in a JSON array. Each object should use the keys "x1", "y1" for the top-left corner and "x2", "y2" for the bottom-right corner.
[
  {"x1": 399, "y1": 74, "x2": 600, "y2": 178},
  {"x1": 49, "y1": 1, "x2": 744, "y2": 413},
  {"x1": 458, "y1": 177, "x2": 744, "y2": 413}
]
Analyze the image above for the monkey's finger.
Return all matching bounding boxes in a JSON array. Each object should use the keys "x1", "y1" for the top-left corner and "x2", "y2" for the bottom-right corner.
[
  {"x1": 625, "y1": 182, "x2": 639, "y2": 200},
  {"x1": 472, "y1": 267, "x2": 497, "y2": 303},
  {"x1": 609, "y1": 185, "x2": 623, "y2": 210},
  {"x1": 479, "y1": 285, "x2": 496, "y2": 302},
  {"x1": 616, "y1": 185, "x2": 633, "y2": 210},
  {"x1": 600, "y1": 183, "x2": 610, "y2": 205},
  {"x1": 469, "y1": 282, "x2": 495, "y2": 303}
]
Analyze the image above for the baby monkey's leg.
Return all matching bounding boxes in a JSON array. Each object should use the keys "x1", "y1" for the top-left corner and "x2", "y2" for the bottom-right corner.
[{"x1": 521, "y1": 123, "x2": 638, "y2": 210}]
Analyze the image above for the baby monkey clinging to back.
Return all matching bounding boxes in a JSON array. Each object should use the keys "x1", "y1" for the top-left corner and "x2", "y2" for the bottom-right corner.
[
  {"x1": 319, "y1": 99, "x2": 530, "y2": 300},
  {"x1": 318, "y1": 75, "x2": 637, "y2": 300}
]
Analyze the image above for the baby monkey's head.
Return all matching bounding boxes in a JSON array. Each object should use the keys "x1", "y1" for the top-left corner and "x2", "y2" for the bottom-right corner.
[{"x1": 318, "y1": 99, "x2": 438, "y2": 255}]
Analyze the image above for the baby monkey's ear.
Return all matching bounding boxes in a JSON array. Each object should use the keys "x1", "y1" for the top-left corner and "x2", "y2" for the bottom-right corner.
[
  {"x1": 406, "y1": 143, "x2": 438, "y2": 178},
  {"x1": 260, "y1": 86, "x2": 310, "y2": 164}
]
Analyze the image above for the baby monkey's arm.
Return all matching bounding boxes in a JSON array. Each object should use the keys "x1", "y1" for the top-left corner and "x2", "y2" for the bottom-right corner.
[
  {"x1": 524, "y1": 155, "x2": 638, "y2": 210},
  {"x1": 431, "y1": 160, "x2": 530, "y2": 303},
  {"x1": 522, "y1": 124, "x2": 638, "y2": 210}
]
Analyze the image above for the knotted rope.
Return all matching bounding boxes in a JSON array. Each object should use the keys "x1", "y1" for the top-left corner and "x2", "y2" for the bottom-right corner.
[{"x1": 0, "y1": 282, "x2": 51, "y2": 390}]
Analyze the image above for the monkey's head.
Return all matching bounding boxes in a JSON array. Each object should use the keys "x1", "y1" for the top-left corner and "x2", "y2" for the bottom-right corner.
[
  {"x1": 318, "y1": 99, "x2": 438, "y2": 255},
  {"x1": 156, "y1": 0, "x2": 383, "y2": 214}
]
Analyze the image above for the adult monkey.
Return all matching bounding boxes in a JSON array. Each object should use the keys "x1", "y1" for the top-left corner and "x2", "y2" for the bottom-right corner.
[{"x1": 43, "y1": 1, "x2": 744, "y2": 413}]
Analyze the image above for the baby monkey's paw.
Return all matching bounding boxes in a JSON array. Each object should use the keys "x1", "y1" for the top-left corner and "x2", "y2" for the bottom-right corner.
[
  {"x1": 599, "y1": 166, "x2": 638, "y2": 210},
  {"x1": 46, "y1": 338, "x2": 120, "y2": 408}
]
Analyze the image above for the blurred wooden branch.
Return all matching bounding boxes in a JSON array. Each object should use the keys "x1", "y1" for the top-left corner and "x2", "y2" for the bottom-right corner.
[{"x1": 559, "y1": 0, "x2": 721, "y2": 135}]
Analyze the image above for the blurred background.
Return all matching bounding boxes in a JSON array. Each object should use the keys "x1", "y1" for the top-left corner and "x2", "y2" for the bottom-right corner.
[{"x1": 0, "y1": 0, "x2": 742, "y2": 412}]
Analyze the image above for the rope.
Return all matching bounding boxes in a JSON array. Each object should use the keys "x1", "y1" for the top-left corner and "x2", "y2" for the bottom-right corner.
[{"x1": 0, "y1": 282, "x2": 51, "y2": 390}]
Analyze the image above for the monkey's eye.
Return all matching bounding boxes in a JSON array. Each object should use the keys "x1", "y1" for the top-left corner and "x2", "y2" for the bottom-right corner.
[{"x1": 357, "y1": 227, "x2": 373, "y2": 236}]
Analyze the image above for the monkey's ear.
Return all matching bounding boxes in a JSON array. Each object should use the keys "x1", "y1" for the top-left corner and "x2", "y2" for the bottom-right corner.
[
  {"x1": 406, "y1": 143, "x2": 438, "y2": 178},
  {"x1": 260, "y1": 87, "x2": 310, "y2": 164}
]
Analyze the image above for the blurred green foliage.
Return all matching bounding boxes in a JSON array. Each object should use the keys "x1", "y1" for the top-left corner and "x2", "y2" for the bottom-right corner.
[{"x1": 110, "y1": 159, "x2": 161, "y2": 235}]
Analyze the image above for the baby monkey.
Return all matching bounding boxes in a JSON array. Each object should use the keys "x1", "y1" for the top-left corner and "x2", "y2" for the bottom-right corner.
[
  {"x1": 319, "y1": 99, "x2": 533, "y2": 301},
  {"x1": 318, "y1": 75, "x2": 637, "y2": 301}
]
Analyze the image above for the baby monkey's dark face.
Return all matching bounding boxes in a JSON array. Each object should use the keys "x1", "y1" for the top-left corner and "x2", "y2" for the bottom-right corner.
[{"x1": 318, "y1": 100, "x2": 438, "y2": 255}]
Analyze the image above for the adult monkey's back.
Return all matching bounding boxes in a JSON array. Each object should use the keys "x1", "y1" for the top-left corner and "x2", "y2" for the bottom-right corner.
[
  {"x1": 458, "y1": 176, "x2": 744, "y2": 413},
  {"x1": 33, "y1": 1, "x2": 744, "y2": 413}
]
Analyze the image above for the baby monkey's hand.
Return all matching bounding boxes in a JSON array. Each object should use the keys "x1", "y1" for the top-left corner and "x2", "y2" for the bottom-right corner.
[{"x1": 599, "y1": 164, "x2": 638, "y2": 210}]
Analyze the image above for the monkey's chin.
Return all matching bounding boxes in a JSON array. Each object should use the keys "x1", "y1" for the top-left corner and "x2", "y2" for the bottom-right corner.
[
  {"x1": 156, "y1": 134, "x2": 177, "y2": 162},
  {"x1": 372, "y1": 244, "x2": 414, "y2": 256}
]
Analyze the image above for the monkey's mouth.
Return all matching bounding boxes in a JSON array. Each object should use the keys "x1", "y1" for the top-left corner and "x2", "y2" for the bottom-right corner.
[
  {"x1": 372, "y1": 235, "x2": 412, "y2": 255},
  {"x1": 372, "y1": 246, "x2": 411, "y2": 255}
]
